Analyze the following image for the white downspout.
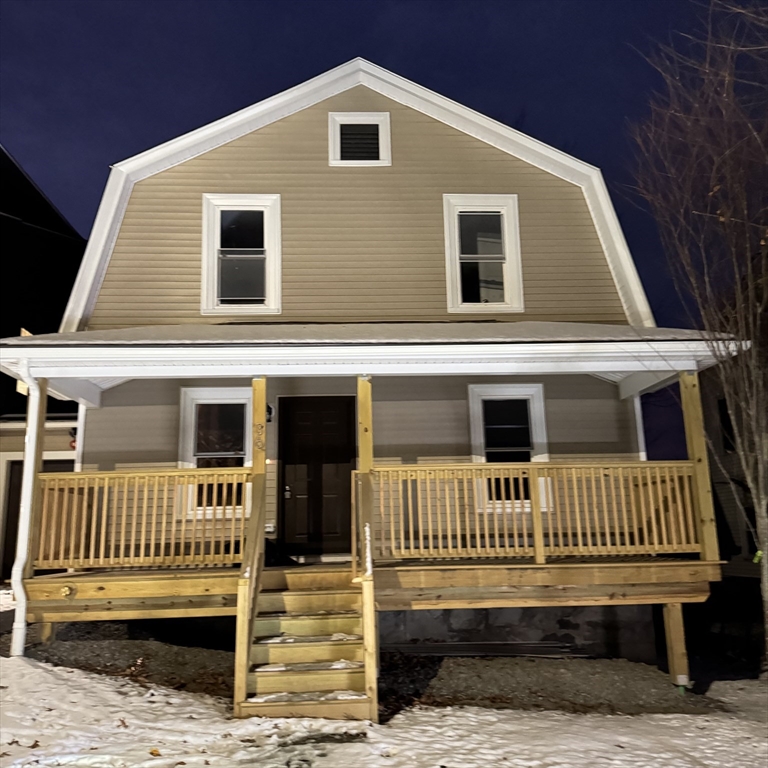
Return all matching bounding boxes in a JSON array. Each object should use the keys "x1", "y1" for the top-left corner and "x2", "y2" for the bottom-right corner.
[
  {"x1": 10, "y1": 367, "x2": 46, "y2": 657},
  {"x1": 633, "y1": 394, "x2": 648, "y2": 461}
]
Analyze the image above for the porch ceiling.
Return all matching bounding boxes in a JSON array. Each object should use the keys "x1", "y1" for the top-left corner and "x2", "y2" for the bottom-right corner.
[{"x1": 0, "y1": 321, "x2": 722, "y2": 406}]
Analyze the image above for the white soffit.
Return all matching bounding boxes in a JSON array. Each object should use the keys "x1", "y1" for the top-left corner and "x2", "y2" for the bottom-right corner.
[{"x1": 60, "y1": 58, "x2": 655, "y2": 332}]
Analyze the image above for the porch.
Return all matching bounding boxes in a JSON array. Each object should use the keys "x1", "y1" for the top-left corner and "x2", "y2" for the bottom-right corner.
[{"x1": 1, "y1": 321, "x2": 723, "y2": 718}]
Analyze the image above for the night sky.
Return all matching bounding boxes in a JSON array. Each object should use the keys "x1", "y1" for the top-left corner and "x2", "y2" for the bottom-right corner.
[{"x1": 0, "y1": 0, "x2": 698, "y2": 451}]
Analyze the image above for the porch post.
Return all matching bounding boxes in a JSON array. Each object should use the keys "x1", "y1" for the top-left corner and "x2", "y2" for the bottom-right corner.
[
  {"x1": 663, "y1": 602, "x2": 690, "y2": 687},
  {"x1": 10, "y1": 371, "x2": 48, "y2": 656},
  {"x1": 251, "y1": 376, "x2": 267, "y2": 501},
  {"x1": 356, "y1": 376, "x2": 374, "y2": 562},
  {"x1": 679, "y1": 372, "x2": 719, "y2": 562}
]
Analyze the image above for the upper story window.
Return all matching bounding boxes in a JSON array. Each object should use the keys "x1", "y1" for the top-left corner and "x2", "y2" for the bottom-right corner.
[
  {"x1": 443, "y1": 194, "x2": 524, "y2": 313},
  {"x1": 328, "y1": 112, "x2": 391, "y2": 166},
  {"x1": 202, "y1": 194, "x2": 281, "y2": 315}
]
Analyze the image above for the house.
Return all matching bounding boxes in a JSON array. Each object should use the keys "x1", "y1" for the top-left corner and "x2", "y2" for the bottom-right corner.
[{"x1": 0, "y1": 59, "x2": 723, "y2": 721}]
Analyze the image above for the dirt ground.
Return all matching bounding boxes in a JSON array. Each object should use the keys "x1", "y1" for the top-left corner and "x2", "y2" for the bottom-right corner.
[{"x1": 0, "y1": 621, "x2": 741, "y2": 720}]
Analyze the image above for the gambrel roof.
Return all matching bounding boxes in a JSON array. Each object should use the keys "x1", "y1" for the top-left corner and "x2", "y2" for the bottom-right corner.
[{"x1": 61, "y1": 58, "x2": 655, "y2": 332}]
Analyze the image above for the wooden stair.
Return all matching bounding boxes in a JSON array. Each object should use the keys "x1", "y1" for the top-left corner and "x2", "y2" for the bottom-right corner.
[{"x1": 236, "y1": 566, "x2": 377, "y2": 720}]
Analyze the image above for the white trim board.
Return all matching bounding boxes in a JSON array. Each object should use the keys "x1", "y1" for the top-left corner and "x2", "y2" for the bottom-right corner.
[
  {"x1": 0, "y1": 341, "x2": 714, "y2": 402},
  {"x1": 60, "y1": 58, "x2": 654, "y2": 332}
]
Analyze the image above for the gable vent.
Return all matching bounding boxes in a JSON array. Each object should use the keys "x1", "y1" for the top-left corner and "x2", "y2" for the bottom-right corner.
[{"x1": 339, "y1": 123, "x2": 380, "y2": 161}]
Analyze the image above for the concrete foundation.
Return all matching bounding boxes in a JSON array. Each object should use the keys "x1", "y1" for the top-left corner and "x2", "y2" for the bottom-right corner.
[{"x1": 379, "y1": 605, "x2": 657, "y2": 663}]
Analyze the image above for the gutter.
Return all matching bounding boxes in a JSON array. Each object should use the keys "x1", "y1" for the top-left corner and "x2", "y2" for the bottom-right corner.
[{"x1": 10, "y1": 366, "x2": 43, "y2": 656}]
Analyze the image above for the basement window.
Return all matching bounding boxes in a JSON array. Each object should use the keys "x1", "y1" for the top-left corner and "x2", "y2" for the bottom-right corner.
[
  {"x1": 443, "y1": 194, "x2": 524, "y2": 313},
  {"x1": 329, "y1": 112, "x2": 391, "y2": 166},
  {"x1": 202, "y1": 194, "x2": 281, "y2": 315}
]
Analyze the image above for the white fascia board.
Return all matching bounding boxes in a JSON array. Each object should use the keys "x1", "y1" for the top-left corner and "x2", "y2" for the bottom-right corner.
[
  {"x1": 61, "y1": 58, "x2": 655, "y2": 332},
  {"x1": 1, "y1": 341, "x2": 714, "y2": 381}
]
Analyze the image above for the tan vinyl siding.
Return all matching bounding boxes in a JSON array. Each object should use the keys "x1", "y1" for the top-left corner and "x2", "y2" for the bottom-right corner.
[
  {"x1": 0, "y1": 426, "x2": 74, "y2": 454},
  {"x1": 80, "y1": 376, "x2": 639, "y2": 528},
  {"x1": 88, "y1": 87, "x2": 628, "y2": 329}
]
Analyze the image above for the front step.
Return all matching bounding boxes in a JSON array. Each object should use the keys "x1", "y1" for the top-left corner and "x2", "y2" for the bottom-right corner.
[
  {"x1": 253, "y1": 611, "x2": 362, "y2": 638},
  {"x1": 249, "y1": 660, "x2": 365, "y2": 694},
  {"x1": 257, "y1": 588, "x2": 360, "y2": 614},
  {"x1": 237, "y1": 566, "x2": 376, "y2": 721},
  {"x1": 238, "y1": 693, "x2": 373, "y2": 720},
  {"x1": 250, "y1": 634, "x2": 363, "y2": 665}
]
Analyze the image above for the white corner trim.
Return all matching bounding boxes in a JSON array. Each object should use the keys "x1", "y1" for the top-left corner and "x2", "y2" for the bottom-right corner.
[
  {"x1": 200, "y1": 193, "x2": 282, "y2": 315},
  {"x1": 443, "y1": 194, "x2": 524, "y2": 313},
  {"x1": 178, "y1": 386, "x2": 253, "y2": 468},
  {"x1": 328, "y1": 112, "x2": 391, "y2": 166},
  {"x1": 468, "y1": 383, "x2": 549, "y2": 462},
  {"x1": 60, "y1": 58, "x2": 654, "y2": 331}
]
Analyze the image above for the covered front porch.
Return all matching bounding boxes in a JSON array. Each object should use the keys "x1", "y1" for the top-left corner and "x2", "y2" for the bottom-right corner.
[{"x1": 0, "y1": 321, "x2": 722, "y2": 716}]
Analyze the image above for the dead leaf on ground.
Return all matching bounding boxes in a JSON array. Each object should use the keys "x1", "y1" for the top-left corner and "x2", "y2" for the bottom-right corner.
[
  {"x1": 28, "y1": 741, "x2": 40, "y2": 749},
  {"x1": 149, "y1": 748, "x2": 162, "y2": 757},
  {"x1": 118, "y1": 718, "x2": 128, "y2": 728}
]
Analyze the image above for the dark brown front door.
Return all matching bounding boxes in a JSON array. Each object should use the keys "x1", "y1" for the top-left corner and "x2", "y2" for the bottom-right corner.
[{"x1": 278, "y1": 396, "x2": 356, "y2": 555}]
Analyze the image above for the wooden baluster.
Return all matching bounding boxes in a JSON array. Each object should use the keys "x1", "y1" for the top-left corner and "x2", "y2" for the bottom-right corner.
[
  {"x1": 425, "y1": 472, "x2": 434, "y2": 555},
  {"x1": 452, "y1": 472, "x2": 462, "y2": 554},
  {"x1": 599, "y1": 469, "x2": 612, "y2": 551},
  {"x1": 407, "y1": 470, "x2": 415, "y2": 555},
  {"x1": 681, "y1": 467, "x2": 696, "y2": 547},
  {"x1": 499, "y1": 468, "x2": 511, "y2": 554},
  {"x1": 98, "y1": 475, "x2": 111, "y2": 565},
  {"x1": 530, "y1": 466, "x2": 545, "y2": 564},
  {"x1": 37, "y1": 479, "x2": 51, "y2": 566},
  {"x1": 519, "y1": 468, "x2": 529, "y2": 554},
  {"x1": 665, "y1": 466, "x2": 679, "y2": 550},
  {"x1": 653, "y1": 466, "x2": 668, "y2": 550},
  {"x1": 436, "y1": 470, "x2": 445, "y2": 555},
  {"x1": 571, "y1": 469, "x2": 584, "y2": 553},
  {"x1": 562, "y1": 469, "x2": 574, "y2": 554},
  {"x1": 489, "y1": 467, "x2": 500, "y2": 555}
]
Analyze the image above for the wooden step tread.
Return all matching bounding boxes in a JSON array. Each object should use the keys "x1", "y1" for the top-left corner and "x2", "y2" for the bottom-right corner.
[
  {"x1": 256, "y1": 609, "x2": 360, "y2": 619},
  {"x1": 254, "y1": 660, "x2": 364, "y2": 674},
  {"x1": 246, "y1": 689, "x2": 368, "y2": 704},
  {"x1": 254, "y1": 633, "x2": 362, "y2": 645},
  {"x1": 260, "y1": 588, "x2": 360, "y2": 596}
]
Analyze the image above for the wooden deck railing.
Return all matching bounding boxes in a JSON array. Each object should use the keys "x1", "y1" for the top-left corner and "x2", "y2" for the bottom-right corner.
[
  {"x1": 34, "y1": 467, "x2": 252, "y2": 569},
  {"x1": 354, "y1": 461, "x2": 701, "y2": 562}
]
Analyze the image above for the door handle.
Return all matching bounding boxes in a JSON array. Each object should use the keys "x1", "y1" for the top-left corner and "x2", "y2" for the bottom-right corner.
[{"x1": 284, "y1": 485, "x2": 292, "y2": 499}]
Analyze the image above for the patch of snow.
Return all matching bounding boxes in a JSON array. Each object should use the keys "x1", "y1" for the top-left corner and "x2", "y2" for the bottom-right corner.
[
  {"x1": 0, "y1": 588, "x2": 15, "y2": 612},
  {"x1": 247, "y1": 690, "x2": 368, "y2": 703},
  {"x1": 0, "y1": 657, "x2": 366, "y2": 767},
  {"x1": 2, "y1": 657, "x2": 766, "y2": 768}
]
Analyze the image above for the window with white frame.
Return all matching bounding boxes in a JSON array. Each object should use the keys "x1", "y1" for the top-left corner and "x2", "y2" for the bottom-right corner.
[
  {"x1": 328, "y1": 112, "x2": 391, "y2": 166},
  {"x1": 468, "y1": 384, "x2": 549, "y2": 508},
  {"x1": 201, "y1": 194, "x2": 281, "y2": 314},
  {"x1": 443, "y1": 194, "x2": 523, "y2": 313},
  {"x1": 179, "y1": 388, "x2": 253, "y2": 469}
]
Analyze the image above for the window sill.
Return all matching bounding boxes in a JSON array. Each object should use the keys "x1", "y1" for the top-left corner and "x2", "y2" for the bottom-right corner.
[
  {"x1": 328, "y1": 159, "x2": 392, "y2": 167},
  {"x1": 200, "y1": 305, "x2": 282, "y2": 316},
  {"x1": 448, "y1": 303, "x2": 525, "y2": 314}
]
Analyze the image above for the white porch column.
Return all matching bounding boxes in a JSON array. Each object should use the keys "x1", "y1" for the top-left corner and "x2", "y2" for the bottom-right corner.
[{"x1": 10, "y1": 371, "x2": 48, "y2": 657}]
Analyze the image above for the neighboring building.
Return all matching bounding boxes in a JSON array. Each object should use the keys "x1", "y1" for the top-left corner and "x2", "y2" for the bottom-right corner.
[
  {"x1": 0, "y1": 145, "x2": 84, "y2": 417},
  {"x1": 0, "y1": 60, "x2": 724, "y2": 721},
  {"x1": 0, "y1": 417, "x2": 76, "y2": 581}
]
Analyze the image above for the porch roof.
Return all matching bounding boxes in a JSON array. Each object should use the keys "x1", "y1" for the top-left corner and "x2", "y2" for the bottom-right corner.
[
  {"x1": 0, "y1": 322, "x2": 723, "y2": 407},
  {"x1": 1, "y1": 320, "x2": 710, "y2": 347}
]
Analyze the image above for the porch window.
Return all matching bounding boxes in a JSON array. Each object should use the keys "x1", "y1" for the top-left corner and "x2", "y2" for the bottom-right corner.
[
  {"x1": 328, "y1": 112, "x2": 392, "y2": 166},
  {"x1": 179, "y1": 388, "x2": 253, "y2": 513},
  {"x1": 201, "y1": 194, "x2": 281, "y2": 315},
  {"x1": 443, "y1": 194, "x2": 523, "y2": 313}
]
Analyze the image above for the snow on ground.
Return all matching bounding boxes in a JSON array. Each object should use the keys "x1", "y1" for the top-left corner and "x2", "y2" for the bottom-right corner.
[
  {"x1": 1, "y1": 656, "x2": 766, "y2": 768},
  {"x1": 0, "y1": 590, "x2": 15, "y2": 613}
]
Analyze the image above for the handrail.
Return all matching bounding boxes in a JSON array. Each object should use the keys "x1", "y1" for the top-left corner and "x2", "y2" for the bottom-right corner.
[
  {"x1": 233, "y1": 474, "x2": 267, "y2": 712},
  {"x1": 353, "y1": 522, "x2": 379, "y2": 723},
  {"x1": 357, "y1": 460, "x2": 701, "y2": 562},
  {"x1": 35, "y1": 467, "x2": 252, "y2": 569}
]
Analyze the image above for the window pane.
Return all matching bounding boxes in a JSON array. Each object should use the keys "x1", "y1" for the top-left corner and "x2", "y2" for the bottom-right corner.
[
  {"x1": 195, "y1": 403, "x2": 245, "y2": 456},
  {"x1": 220, "y1": 210, "x2": 264, "y2": 249},
  {"x1": 459, "y1": 213, "x2": 503, "y2": 256},
  {"x1": 485, "y1": 426, "x2": 532, "y2": 449},
  {"x1": 484, "y1": 399, "x2": 530, "y2": 427},
  {"x1": 485, "y1": 450, "x2": 531, "y2": 463},
  {"x1": 460, "y1": 260, "x2": 505, "y2": 303},
  {"x1": 483, "y1": 399, "x2": 532, "y2": 451},
  {"x1": 340, "y1": 124, "x2": 379, "y2": 160},
  {"x1": 196, "y1": 456, "x2": 245, "y2": 469},
  {"x1": 219, "y1": 256, "x2": 265, "y2": 304}
]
